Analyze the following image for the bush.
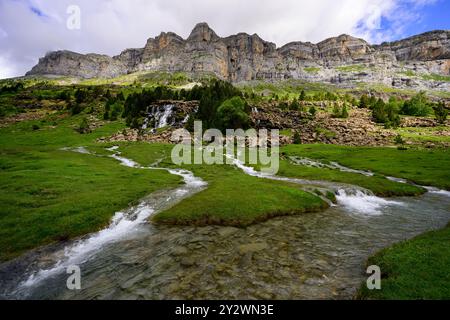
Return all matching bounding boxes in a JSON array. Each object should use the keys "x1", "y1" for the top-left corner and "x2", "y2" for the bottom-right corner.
[
  {"x1": 332, "y1": 104, "x2": 341, "y2": 118},
  {"x1": 299, "y1": 90, "x2": 306, "y2": 101},
  {"x1": 75, "y1": 89, "x2": 88, "y2": 104},
  {"x1": 289, "y1": 99, "x2": 300, "y2": 111},
  {"x1": 401, "y1": 92, "x2": 433, "y2": 116},
  {"x1": 217, "y1": 96, "x2": 250, "y2": 131},
  {"x1": 77, "y1": 117, "x2": 90, "y2": 134},
  {"x1": 293, "y1": 131, "x2": 302, "y2": 144},
  {"x1": 372, "y1": 98, "x2": 401, "y2": 128},
  {"x1": 434, "y1": 101, "x2": 448, "y2": 124},
  {"x1": 109, "y1": 103, "x2": 123, "y2": 121},
  {"x1": 69, "y1": 102, "x2": 83, "y2": 115},
  {"x1": 332, "y1": 104, "x2": 349, "y2": 119},
  {"x1": 309, "y1": 106, "x2": 317, "y2": 118},
  {"x1": 394, "y1": 134, "x2": 405, "y2": 145},
  {"x1": 358, "y1": 94, "x2": 370, "y2": 108},
  {"x1": 0, "y1": 82, "x2": 24, "y2": 95},
  {"x1": 58, "y1": 90, "x2": 71, "y2": 102},
  {"x1": 341, "y1": 105, "x2": 349, "y2": 118}
]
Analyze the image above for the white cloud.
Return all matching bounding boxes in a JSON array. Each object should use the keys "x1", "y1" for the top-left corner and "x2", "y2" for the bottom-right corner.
[{"x1": 0, "y1": 0, "x2": 440, "y2": 79}]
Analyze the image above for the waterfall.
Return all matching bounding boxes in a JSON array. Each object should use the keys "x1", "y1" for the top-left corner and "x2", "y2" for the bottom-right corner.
[
  {"x1": 153, "y1": 104, "x2": 174, "y2": 129},
  {"x1": 334, "y1": 189, "x2": 403, "y2": 216},
  {"x1": 143, "y1": 104, "x2": 176, "y2": 131}
]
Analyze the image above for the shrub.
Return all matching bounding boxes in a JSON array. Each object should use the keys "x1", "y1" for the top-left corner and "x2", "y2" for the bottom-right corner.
[
  {"x1": 78, "y1": 117, "x2": 90, "y2": 134},
  {"x1": 332, "y1": 104, "x2": 349, "y2": 119},
  {"x1": 299, "y1": 90, "x2": 306, "y2": 101},
  {"x1": 74, "y1": 89, "x2": 88, "y2": 104},
  {"x1": 109, "y1": 103, "x2": 123, "y2": 121},
  {"x1": 359, "y1": 94, "x2": 370, "y2": 108},
  {"x1": 289, "y1": 99, "x2": 300, "y2": 111},
  {"x1": 434, "y1": 101, "x2": 448, "y2": 124},
  {"x1": 341, "y1": 105, "x2": 349, "y2": 118},
  {"x1": 401, "y1": 92, "x2": 433, "y2": 116},
  {"x1": 394, "y1": 134, "x2": 405, "y2": 145},
  {"x1": 332, "y1": 104, "x2": 341, "y2": 118},
  {"x1": 58, "y1": 90, "x2": 71, "y2": 102},
  {"x1": 69, "y1": 102, "x2": 83, "y2": 115},
  {"x1": 217, "y1": 96, "x2": 250, "y2": 131},
  {"x1": 309, "y1": 106, "x2": 317, "y2": 118},
  {"x1": 372, "y1": 98, "x2": 401, "y2": 128},
  {"x1": 293, "y1": 131, "x2": 302, "y2": 144}
]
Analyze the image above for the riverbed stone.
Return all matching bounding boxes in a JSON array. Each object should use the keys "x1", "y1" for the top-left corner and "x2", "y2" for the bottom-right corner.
[
  {"x1": 217, "y1": 226, "x2": 240, "y2": 238},
  {"x1": 238, "y1": 242, "x2": 268, "y2": 254}
]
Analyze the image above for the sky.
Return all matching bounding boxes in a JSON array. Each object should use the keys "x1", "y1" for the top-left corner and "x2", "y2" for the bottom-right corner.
[{"x1": 0, "y1": 0, "x2": 449, "y2": 79}]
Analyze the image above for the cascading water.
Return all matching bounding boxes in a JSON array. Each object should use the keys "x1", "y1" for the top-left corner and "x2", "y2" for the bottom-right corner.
[
  {"x1": 227, "y1": 153, "x2": 403, "y2": 215},
  {"x1": 290, "y1": 156, "x2": 450, "y2": 197},
  {"x1": 152, "y1": 105, "x2": 175, "y2": 129},
  {"x1": 290, "y1": 156, "x2": 374, "y2": 177},
  {"x1": 6, "y1": 146, "x2": 207, "y2": 298}
]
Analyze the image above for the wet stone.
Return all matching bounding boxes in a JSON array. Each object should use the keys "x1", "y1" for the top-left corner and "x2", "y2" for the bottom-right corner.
[
  {"x1": 170, "y1": 246, "x2": 189, "y2": 256},
  {"x1": 217, "y1": 227, "x2": 241, "y2": 238},
  {"x1": 180, "y1": 257, "x2": 196, "y2": 267},
  {"x1": 238, "y1": 242, "x2": 268, "y2": 254}
]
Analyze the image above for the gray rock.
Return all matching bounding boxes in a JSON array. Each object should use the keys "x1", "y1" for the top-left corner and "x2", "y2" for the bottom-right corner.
[
  {"x1": 238, "y1": 242, "x2": 268, "y2": 254},
  {"x1": 26, "y1": 24, "x2": 450, "y2": 91}
]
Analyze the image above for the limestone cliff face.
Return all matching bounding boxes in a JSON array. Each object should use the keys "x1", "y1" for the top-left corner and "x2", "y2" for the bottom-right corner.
[
  {"x1": 27, "y1": 50, "x2": 127, "y2": 78},
  {"x1": 26, "y1": 23, "x2": 450, "y2": 90},
  {"x1": 375, "y1": 30, "x2": 450, "y2": 61}
]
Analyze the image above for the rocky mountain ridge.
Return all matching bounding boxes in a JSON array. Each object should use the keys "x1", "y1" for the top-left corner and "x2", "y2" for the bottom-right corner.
[{"x1": 27, "y1": 23, "x2": 450, "y2": 90}]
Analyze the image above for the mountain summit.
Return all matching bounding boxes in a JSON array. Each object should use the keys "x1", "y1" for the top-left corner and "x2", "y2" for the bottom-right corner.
[{"x1": 26, "y1": 23, "x2": 450, "y2": 90}]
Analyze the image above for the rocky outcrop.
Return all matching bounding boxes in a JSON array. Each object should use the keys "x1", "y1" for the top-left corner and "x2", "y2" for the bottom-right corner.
[
  {"x1": 375, "y1": 30, "x2": 450, "y2": 61},
  {"x1": 27, "y1": 23, "x2": 450, "y2": 90},
  {"x1": 27, "y1": 50, "x2": 127, "y2": 78}
]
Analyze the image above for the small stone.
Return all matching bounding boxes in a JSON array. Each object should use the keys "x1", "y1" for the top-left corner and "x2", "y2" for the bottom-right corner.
[
  {"x1": 180, "y1": 257, "x2": 196, "y2": 267},
  {"x1": 238, "y1": 242, "x2": 268, "y2": 255}
]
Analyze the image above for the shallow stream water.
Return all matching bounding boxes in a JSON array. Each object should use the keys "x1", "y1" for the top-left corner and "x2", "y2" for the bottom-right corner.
[{"x1": 1, "y1": 148, "x2": 449, "y2": 300}]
